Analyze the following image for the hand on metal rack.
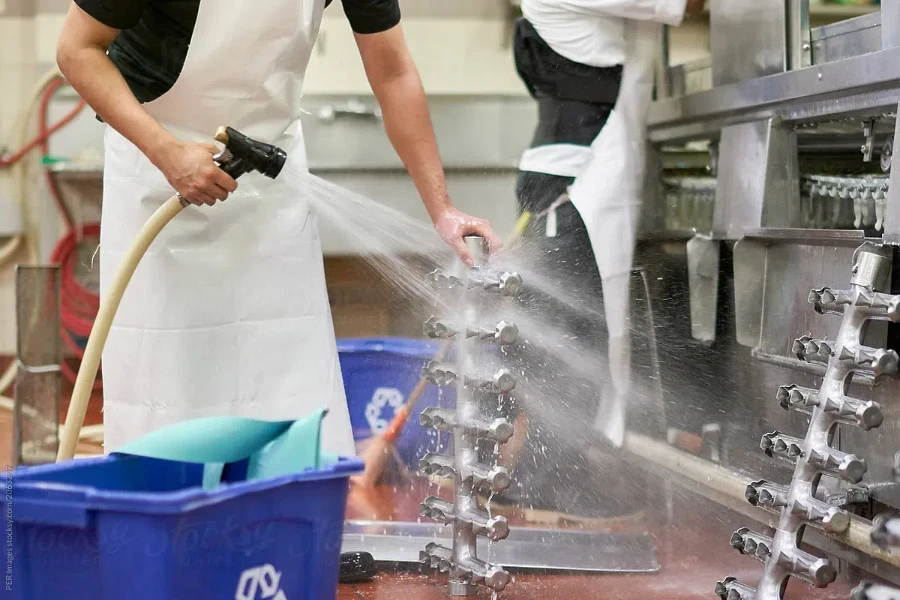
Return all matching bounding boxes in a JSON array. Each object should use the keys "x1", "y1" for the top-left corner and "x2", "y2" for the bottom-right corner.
[
  {"x1": 434, "y1": 207, "x2": 503, "y2": 268},
  {"x1": 155, "y1": 141, "x2": 238, "y2": 206}
]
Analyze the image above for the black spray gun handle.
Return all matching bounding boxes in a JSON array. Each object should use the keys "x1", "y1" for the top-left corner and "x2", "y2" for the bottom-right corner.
[{"x1": 212, "y1": 126, "x2": 288, "y2": 181}]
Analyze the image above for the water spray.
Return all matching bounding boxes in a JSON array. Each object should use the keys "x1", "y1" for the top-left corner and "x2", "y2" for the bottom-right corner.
[{"x1": 418, "y1": 235, "x2": 523, "y2": 596}]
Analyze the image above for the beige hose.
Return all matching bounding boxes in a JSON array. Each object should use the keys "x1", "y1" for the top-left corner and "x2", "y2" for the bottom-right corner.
[
  {"x1": 0, "y1": 236, "x2": 22, "y2": 268},
  {"x1": 57, "y1": 195, "x2": 186, "y2": 461},
  {"x1": 5, "y1": 68, "x2": 61, "y2": 266}
]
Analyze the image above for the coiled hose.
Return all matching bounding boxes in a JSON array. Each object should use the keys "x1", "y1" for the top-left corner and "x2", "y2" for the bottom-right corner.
[{"x1": 50, "y1": 223, "x2": 103, "y2": 391}]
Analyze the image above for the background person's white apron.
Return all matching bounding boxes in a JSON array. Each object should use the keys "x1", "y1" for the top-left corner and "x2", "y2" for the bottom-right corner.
[
  {"x1": 99, "y1": 0, "x2": 355, "y2": 457},
  {"x1": 567, "y1": 20, "x2": 661, "y2": 446}
]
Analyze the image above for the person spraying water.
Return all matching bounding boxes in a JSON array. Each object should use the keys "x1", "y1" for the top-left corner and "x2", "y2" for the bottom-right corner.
[{"x1": 55, "y1": 0, "x2": 502, "y2": 458}]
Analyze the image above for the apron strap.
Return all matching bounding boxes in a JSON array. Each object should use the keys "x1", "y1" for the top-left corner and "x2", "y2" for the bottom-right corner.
[{"x1": 512, "y1": 17, "x2": 623, "y2": 105}]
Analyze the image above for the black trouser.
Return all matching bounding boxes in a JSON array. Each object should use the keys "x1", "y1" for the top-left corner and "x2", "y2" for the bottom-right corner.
[
  {"x1": 505, "y1": 18, "x2": 644, "y2": 515},
  {"x1": 500, "y1": 98, "x2": 651, "y2": 516}
]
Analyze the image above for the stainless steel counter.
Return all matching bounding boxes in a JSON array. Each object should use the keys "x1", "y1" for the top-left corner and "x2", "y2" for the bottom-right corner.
[{"x1": 649, "y1": 46, "x2": 900, "y2": 142}]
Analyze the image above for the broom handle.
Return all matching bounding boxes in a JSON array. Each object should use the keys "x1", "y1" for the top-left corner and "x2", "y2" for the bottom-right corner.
[{"x1": 382, "y1": 338, "x2": 452, "y2": 443}]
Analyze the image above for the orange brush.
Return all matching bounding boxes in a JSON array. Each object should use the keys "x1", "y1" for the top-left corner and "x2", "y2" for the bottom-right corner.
[{"x1": 352, "y1": 339, "x2": 452, "y2": 488}]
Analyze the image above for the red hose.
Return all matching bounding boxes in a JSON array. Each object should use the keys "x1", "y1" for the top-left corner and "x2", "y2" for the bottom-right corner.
[
  {"x1": 30, "y1": 78, "x2": 102, "y2": 389},
  {"x1": 40, "y1": 78, "x2": 77, "y2": 230},
  {"x1": 50, "y1": 223, "x2": 100, "y2": 335},
  {"x1": 50, "y1": 224, "x2": 103, "y2": 391},
  {"x1": 0, "y1": 84, "x2": 86, "y2": 170}
]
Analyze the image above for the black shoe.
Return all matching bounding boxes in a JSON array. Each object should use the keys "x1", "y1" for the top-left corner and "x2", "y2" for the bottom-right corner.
[{"x1": 339, "y1": 552, "x2": 376, "y2": 584}]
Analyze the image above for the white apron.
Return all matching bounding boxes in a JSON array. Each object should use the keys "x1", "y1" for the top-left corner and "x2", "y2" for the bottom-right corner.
[
  {"x1": 99, "y1": 0, "x2": 355, "y2": 457},
  {"x1": 567, "y1": 20, "x2": 661, "y2": 446}
]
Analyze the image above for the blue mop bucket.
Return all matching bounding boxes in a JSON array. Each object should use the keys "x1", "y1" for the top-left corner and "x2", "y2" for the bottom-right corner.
[
  {"x1": 1, "y1": 454, "x2": 363, "y2": 599},
  {"x1": 337, "y1": 337, "x2": 454, "y2": 468}
]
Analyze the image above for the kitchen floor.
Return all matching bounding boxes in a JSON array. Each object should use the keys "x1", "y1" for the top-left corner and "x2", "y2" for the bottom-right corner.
[
  {"x1": 340, "y1": 481, "x2": 858, "y2": 600},
  {"x1": 0, "y1": 379, "x2": 863, "y2": 599}
]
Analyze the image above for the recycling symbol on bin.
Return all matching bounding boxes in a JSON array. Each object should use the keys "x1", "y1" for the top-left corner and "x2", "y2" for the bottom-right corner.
[
  {"x1": 365, "y1": 387, "x2": 405, "y2": 434},
  {"x1": 236, "y1": 564, "x2": 287, "y2": 600}
]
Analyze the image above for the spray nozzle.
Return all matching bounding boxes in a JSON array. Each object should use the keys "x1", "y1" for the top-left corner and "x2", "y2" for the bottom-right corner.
[{"x1": 213, "y1": 126, "x2": 288, "y2": 180}]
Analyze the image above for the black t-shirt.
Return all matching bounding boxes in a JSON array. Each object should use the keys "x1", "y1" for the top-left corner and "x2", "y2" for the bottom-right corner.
[{"x1": 75, "y1": 0, "x2": 401, "y2": 103}]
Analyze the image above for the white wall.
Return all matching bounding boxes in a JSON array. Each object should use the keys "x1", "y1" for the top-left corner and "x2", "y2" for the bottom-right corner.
[{"x1": 0, "y1": 1, "x2": 712, "y2": 355}]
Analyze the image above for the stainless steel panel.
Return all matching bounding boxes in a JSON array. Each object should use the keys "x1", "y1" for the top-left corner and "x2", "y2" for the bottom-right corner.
[
  {"x1": 762, "y1": 124, "x2": 802, "y2": 231},
  {"x1": 884, "y1": 0, "x2": 900, "y2": 49},
  {"x1": 713, "y1": 119, "x2": 800, "y2": 239},
  {"x1": 733, "y1": 239, "x2": 767, "y2": 348},
  {"x1": 788, "y1": 0, "x2": 812, "y2": 71},
  {"x1": 757, "y1": 244, "x2": 856, "y2": 361},
  {"x1": 666, "y1": 57, "x2": 713, "y2": 98},
  {"x1": 747, "y1": 240, "x2": 900, "y2": 509},
  {"x1": 14, "y1": 266, "x2": 61, "y2": 467},
  {"x1": 298, "y1": 96, "x2": 536, "y2": 170},
  {"x1": 714, "y1": 122, "x2": 767, "y2": 238},
  {"x1": 341, "y1": 521, "x2": 659, "y2": 572},
  {"x1": 687, "y1": 235, "x2": 720, "y2": 343},
  {"x1": 635, "y1": 239, "x2": 900, "y2": 511},
  {"x1": 812, "y1": 12, "x2": 883, "y2": 65},
  {"x1": 634, "y1": 242, "x2": 794, "y2": 484},
  {"x1": 656, "y1": 25, "x2": 673, "y2": 99},
  {"x1": 709, "y1": 0, "x2": 787, "y2": 85},
  {"x1": 648, "y1": 46, "x2": 900, "y2": 131},
  {"x1": 885, "y1": 103, "x2": 900, "y2": 244},
  {"x1": 648, "y1": 88, "x2": 900, "y2": 144}
]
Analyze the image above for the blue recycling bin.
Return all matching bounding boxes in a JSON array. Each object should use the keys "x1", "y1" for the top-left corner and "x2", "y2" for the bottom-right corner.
[
  {"x1": 1, "y1": 454, "x2": 362, "y2": 599},
  {"x1": 337, "y1": 337, "x2": 453, "y2": 468}
]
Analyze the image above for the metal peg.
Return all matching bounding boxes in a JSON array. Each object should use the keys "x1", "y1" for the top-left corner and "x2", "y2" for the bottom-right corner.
[
  {"x1": 806, "y1": 446, "x2": 867, "y2": 483},
  {"x1": 715, "y1": 578, "x2": 756, "y2": 600},
  {"x1": 790, "y1": 496, "x2": 850, "y2": 533},
  {"x1": 729, "y1": 528, "x2": 773, "y2": 563},
  {"x1": 775, "y1": 546, "x2": 836, "y2": 587},
  {"x1": 745, "y1": 480, "x2": 789, "y2": 510},
  {"x1": 776, "y1": 384, "x2": 819, "y2": 413},
  {"x1": 760, "y1": 431, "x2": 804, "y2": 462}
]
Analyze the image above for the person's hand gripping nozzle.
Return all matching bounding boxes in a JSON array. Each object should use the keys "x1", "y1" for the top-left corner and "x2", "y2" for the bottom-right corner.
[
  {"x1": 211, "y1": 125, "x2": 288, "y2": 180},
  {"x1": 57, "y1": 127, "x2": 289, "y2": 463}
]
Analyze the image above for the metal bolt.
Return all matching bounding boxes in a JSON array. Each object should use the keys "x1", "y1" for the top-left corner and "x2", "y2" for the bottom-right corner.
[
  {"x1": 489, "y1": 418, "x2": 515, "y2": 444},
  {"x1": 821, "y1": 506, "x2": 851, "y2": 534}
]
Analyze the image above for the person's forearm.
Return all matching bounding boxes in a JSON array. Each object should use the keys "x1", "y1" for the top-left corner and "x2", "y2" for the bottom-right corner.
[
  {"x1": 371, "y1": 70, "x2": 452, "y2": 223},
  {"x1": 56, "y1": 43, "x2": 176, "y2": 167}
]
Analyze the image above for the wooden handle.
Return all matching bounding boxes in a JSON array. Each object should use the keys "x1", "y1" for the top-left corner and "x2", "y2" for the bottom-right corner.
[{"x1": 383, "y1": 407, "x2": 410, "y2": 443}]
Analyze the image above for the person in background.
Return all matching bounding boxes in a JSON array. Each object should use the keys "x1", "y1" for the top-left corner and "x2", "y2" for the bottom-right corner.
[
  {"x1": 493, "y1": 0, "x2": 705, "y2": 525},
  {"x1": 55, "y1": 0, "x2": 502, "y2": 459}
]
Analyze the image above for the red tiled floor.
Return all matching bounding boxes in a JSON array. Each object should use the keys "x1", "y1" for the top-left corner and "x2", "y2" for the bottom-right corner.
[{"x1": 340, "y1": 482, "x2": 859, "y2": 600}]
